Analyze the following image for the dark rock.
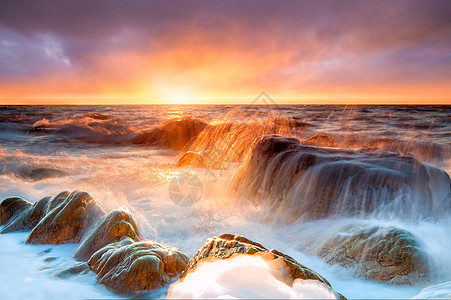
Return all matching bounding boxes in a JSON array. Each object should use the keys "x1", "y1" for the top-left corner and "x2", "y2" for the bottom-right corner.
[
  {"x1": 52, "y1": 263, "x2": 90, "y2": 279},
  {"x1": 72, "y1": 209, "x2": 140, "y2": 261},
  {"x1": 182, "y1": 233, "x2": 332, "y2": 288},
  {"x1": 230, "y1": 135, "x2": 450, "y2": 222},
  {"x1": 0, "y1": 197, "x2": 31, "y2": 225},
  {"x1": 87, "y1": 237, "x2": 189, "y2": 294},
  {"x1": 44, "y1": 257, "x2": 58, "y2": 263},
  {"x1": 311, "y1": 225, "x2": 430, "y2": 285},
  {"x1": 19, "y1": 167, "x2": 70, "y2": 181},
  {"x1": 1, "y1": 191, "x2": 69, "y2": 233},
  {"x1": 25, "y1": 191, "x2": 105, "y2": 244}
]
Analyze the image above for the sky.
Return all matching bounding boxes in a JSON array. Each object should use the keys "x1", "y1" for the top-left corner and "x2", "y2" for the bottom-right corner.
[{"x1": 0, "y1": 0, "x2": 450, "y2": 104}]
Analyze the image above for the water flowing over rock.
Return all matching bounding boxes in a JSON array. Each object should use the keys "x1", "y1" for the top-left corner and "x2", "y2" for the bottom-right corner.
[
  {"x1": 87, "y1": 237, "x2": 189, "y2": 294},
  {"x1": 1, "y1": 191, "x2": 69, "y2": 233},
  {"x1": 72, "y1": 209, "x2": 140, "y2": 261},
  {"x1": 131, "y1": 117, "x2": 208, "y2": 150},
  {"x1": 0, "y1": 196, "x2": 31, "y2": 226},
  {"x1": 25, "y1": 191, "x2": 105, "y2": 244},
  {"x1": 230, "y1": 135, "x2": 451, "y2": 222},
  {"x1": 308, "y1": 225, "x2": 430, "y2": 285},
  {"x1": 182, "y1": 233, "x2": 332, "y2": 288},
  {"x1": 177, "y1": 150, "x2": 226, "y2": 170}
]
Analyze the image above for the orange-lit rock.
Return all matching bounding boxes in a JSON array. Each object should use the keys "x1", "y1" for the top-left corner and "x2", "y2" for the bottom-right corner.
[
  {"x1": 131, "y1": 117, "x2": 207, "y2": 150},
  {"x1": 25, "y1": 191, "x2": 105, "y2": 244},
  {"x1": 88, "y1": 237, "x2": 189, "y2": 294},
  {"x1": 72, "y1": 209, "x2": 140, "y2": 261}
]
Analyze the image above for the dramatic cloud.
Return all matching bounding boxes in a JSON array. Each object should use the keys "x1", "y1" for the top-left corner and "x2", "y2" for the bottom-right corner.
[{"x1": 0, "y1": 0, "x2": 450, "y2": 103}]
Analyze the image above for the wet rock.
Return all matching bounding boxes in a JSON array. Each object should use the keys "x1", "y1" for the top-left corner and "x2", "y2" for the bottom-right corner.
[
  {"x1": 0, "y1": 197, "x2": 31, "y2": 225},
  {"x1": 72, "y1": 209, "x2": 140, "y2": 261},
  {"x1": 131, "y1": 117, "x2": 207, "y2": 150},
  {"x1": 312, "y1": 225, "x2": 430, "y2": 285},
  {"x1": 1, "y1": 191, "x2": 69, "y2": 233},
  {"x1": 18, "y1": 167, "x2": 70, "y2": 181},
  {"x1": 182, "y1": 233, "x2": 332, "y2": 288},
  {"x1": 87, "y1": 237, "x2": 189, "y2": 294},
  {"x1": 43, "y1": 257, "x2": 58, "y2": 263},
  {"x1": 230, "y1": 135, "x2": 450, "y2": 222},
  {"x1": 52, "y1": 263, "x2": 90, "y2": 279},
  {"x1": 177, "y1": 150, "x2": 225, "y2": 170},
  {"x1": 25, "y1": 191, "x2": 105, "y2": 244},
  {"x1": 304, "y1": 134, "x2": 337, "y2": 147}
]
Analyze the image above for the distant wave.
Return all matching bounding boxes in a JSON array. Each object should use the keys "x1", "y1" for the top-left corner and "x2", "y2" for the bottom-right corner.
[{"x1": 29, "y1": 113, "x2": 135, "y2": 144}]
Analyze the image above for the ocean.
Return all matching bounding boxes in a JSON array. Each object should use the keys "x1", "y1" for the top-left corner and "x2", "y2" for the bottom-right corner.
[{"x1": 0, "y1": 104, "x2": 450, "y2": 299}]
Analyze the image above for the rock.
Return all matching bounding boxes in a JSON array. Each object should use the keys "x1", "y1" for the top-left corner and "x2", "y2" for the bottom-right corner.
[
  {"x1": 1, "y1": 191, "x2": 69, "y2": 233},
  {"x1": 230, "y1": 135, "x2": 450, "y2": 222},
  {"x1": 0, "y1": 197, "x2": 31, "y2": 225},
  {"x1": 303, "y1": 134, "x2": 337, "y2": 147},
  {"x1": 87, "y1": 237, "x2": 189, "y2": 294},
  {"x1": 25, "y1": 191, "x2": 105, "y2": 244},
  {"x1": 52, "y1": 263, "x2": 90, "y2": 279},
  {"x1": 18, "y1": 167, "x2": 70, "y2": 181},
  {"x1": 312, "y1": 225, "x2": 430, "y2": 285},
  {"x1": 131, "y1": 117, "x2": 207, "y2": 150},
  {"x1": 177, "y1": 150, "x2": 225, "y2": 170},
  {"x1": 72, "y1": 209, "x2": 140, "y2": 261},
  {"x1": 182, "y1": 233, "x2": 332, "y2": 288},
  {"x1": 177, "y1": 151, "x2": 208, "y2": 168}
]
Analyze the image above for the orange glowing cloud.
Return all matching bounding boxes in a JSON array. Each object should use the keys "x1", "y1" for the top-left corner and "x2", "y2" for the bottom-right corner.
[{"x1": 0, "y1": 0, "x2": 450, "y2": 104}]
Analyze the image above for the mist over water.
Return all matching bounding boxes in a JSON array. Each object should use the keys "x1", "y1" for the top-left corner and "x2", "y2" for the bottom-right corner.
[{"x1": 0, "y1": 105, "x2": 450, "y2": 299}]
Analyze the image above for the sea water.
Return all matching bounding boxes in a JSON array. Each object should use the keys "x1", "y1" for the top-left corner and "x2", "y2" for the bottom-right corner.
[{"x1": 0, "y1": 105, "x2": 450, "y2": 299}]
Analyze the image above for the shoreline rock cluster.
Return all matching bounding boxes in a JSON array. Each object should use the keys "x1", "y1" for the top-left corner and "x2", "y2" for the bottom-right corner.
[{"x1": 0, "y1": 190, "x2": 344, "y2": 297}]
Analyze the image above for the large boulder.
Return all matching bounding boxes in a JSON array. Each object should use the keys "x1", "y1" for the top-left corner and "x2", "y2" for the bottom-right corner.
[
  {"x1": 87, "y1": 237, "x2": 189, "y2": 294},
  {"x1": 230, "y1": 135, "x2": 450, "y2": 222},
  {"x1": 1, "y1": 191, "x2": 69, "y2": 233},
  {"x1": 182, "y1": 233, "x2": 331, "y2": 288},
  {"x1": 25, "y1": 191, "x2": 105, "y2": 244},
  {"x1": 72, "y1": 209, "x2": 140, "y2": 261},
  {"x1": 311, "y1": 225, "x2": 430, "y2": 285}
]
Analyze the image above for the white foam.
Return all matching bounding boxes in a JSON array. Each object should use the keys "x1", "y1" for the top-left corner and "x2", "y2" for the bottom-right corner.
[
  {"x1": 168, "y1": 254, "x2": 337, "y2": 299},
  {"x1": 0, "y1": 229, "x2": 119, "y2": 300},
  {"x1": 412, "y1": 281, "x2": 451, "y2": 299}
]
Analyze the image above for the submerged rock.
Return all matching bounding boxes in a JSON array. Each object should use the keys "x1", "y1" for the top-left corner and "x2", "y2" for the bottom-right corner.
[
  {"x1": 26, "y1": 191, "x2": 105, "y2": 244},
  {"x1": 52, "y1": 263, "x2": 90, "y2": 279},
  {"x1": 18, "y1": 167, "x2": 70, "y2": 181},
  {"x1": 131, "y1": 117, "x2": 207, "y2": 150},
  {"x1": 230, "y1": 135, "x2": 450, "y2": 222},
  {"x1": 1, "y1": 191, "x2": 69, "y2": 233},
  {"x1": 312, "y1": 225, "x2": 430, "y2": 285},
  {"x1": 182, "y1": 233, "x2": 332, "y2": 288},
  {"x1": 72, "y1": 209, "x2": 140, "y2": 261},
  {"x1": 87, "y1": 237, "x2": 189, "y2": 294},
  {"x1": 0, "y1": 196, "x2": 31, "y2": 226}
]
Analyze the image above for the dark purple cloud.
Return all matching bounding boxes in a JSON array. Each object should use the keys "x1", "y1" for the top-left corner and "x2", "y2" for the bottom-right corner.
[{"x1": 0, "y1": 0, "x2": 450, "y2": 92}]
